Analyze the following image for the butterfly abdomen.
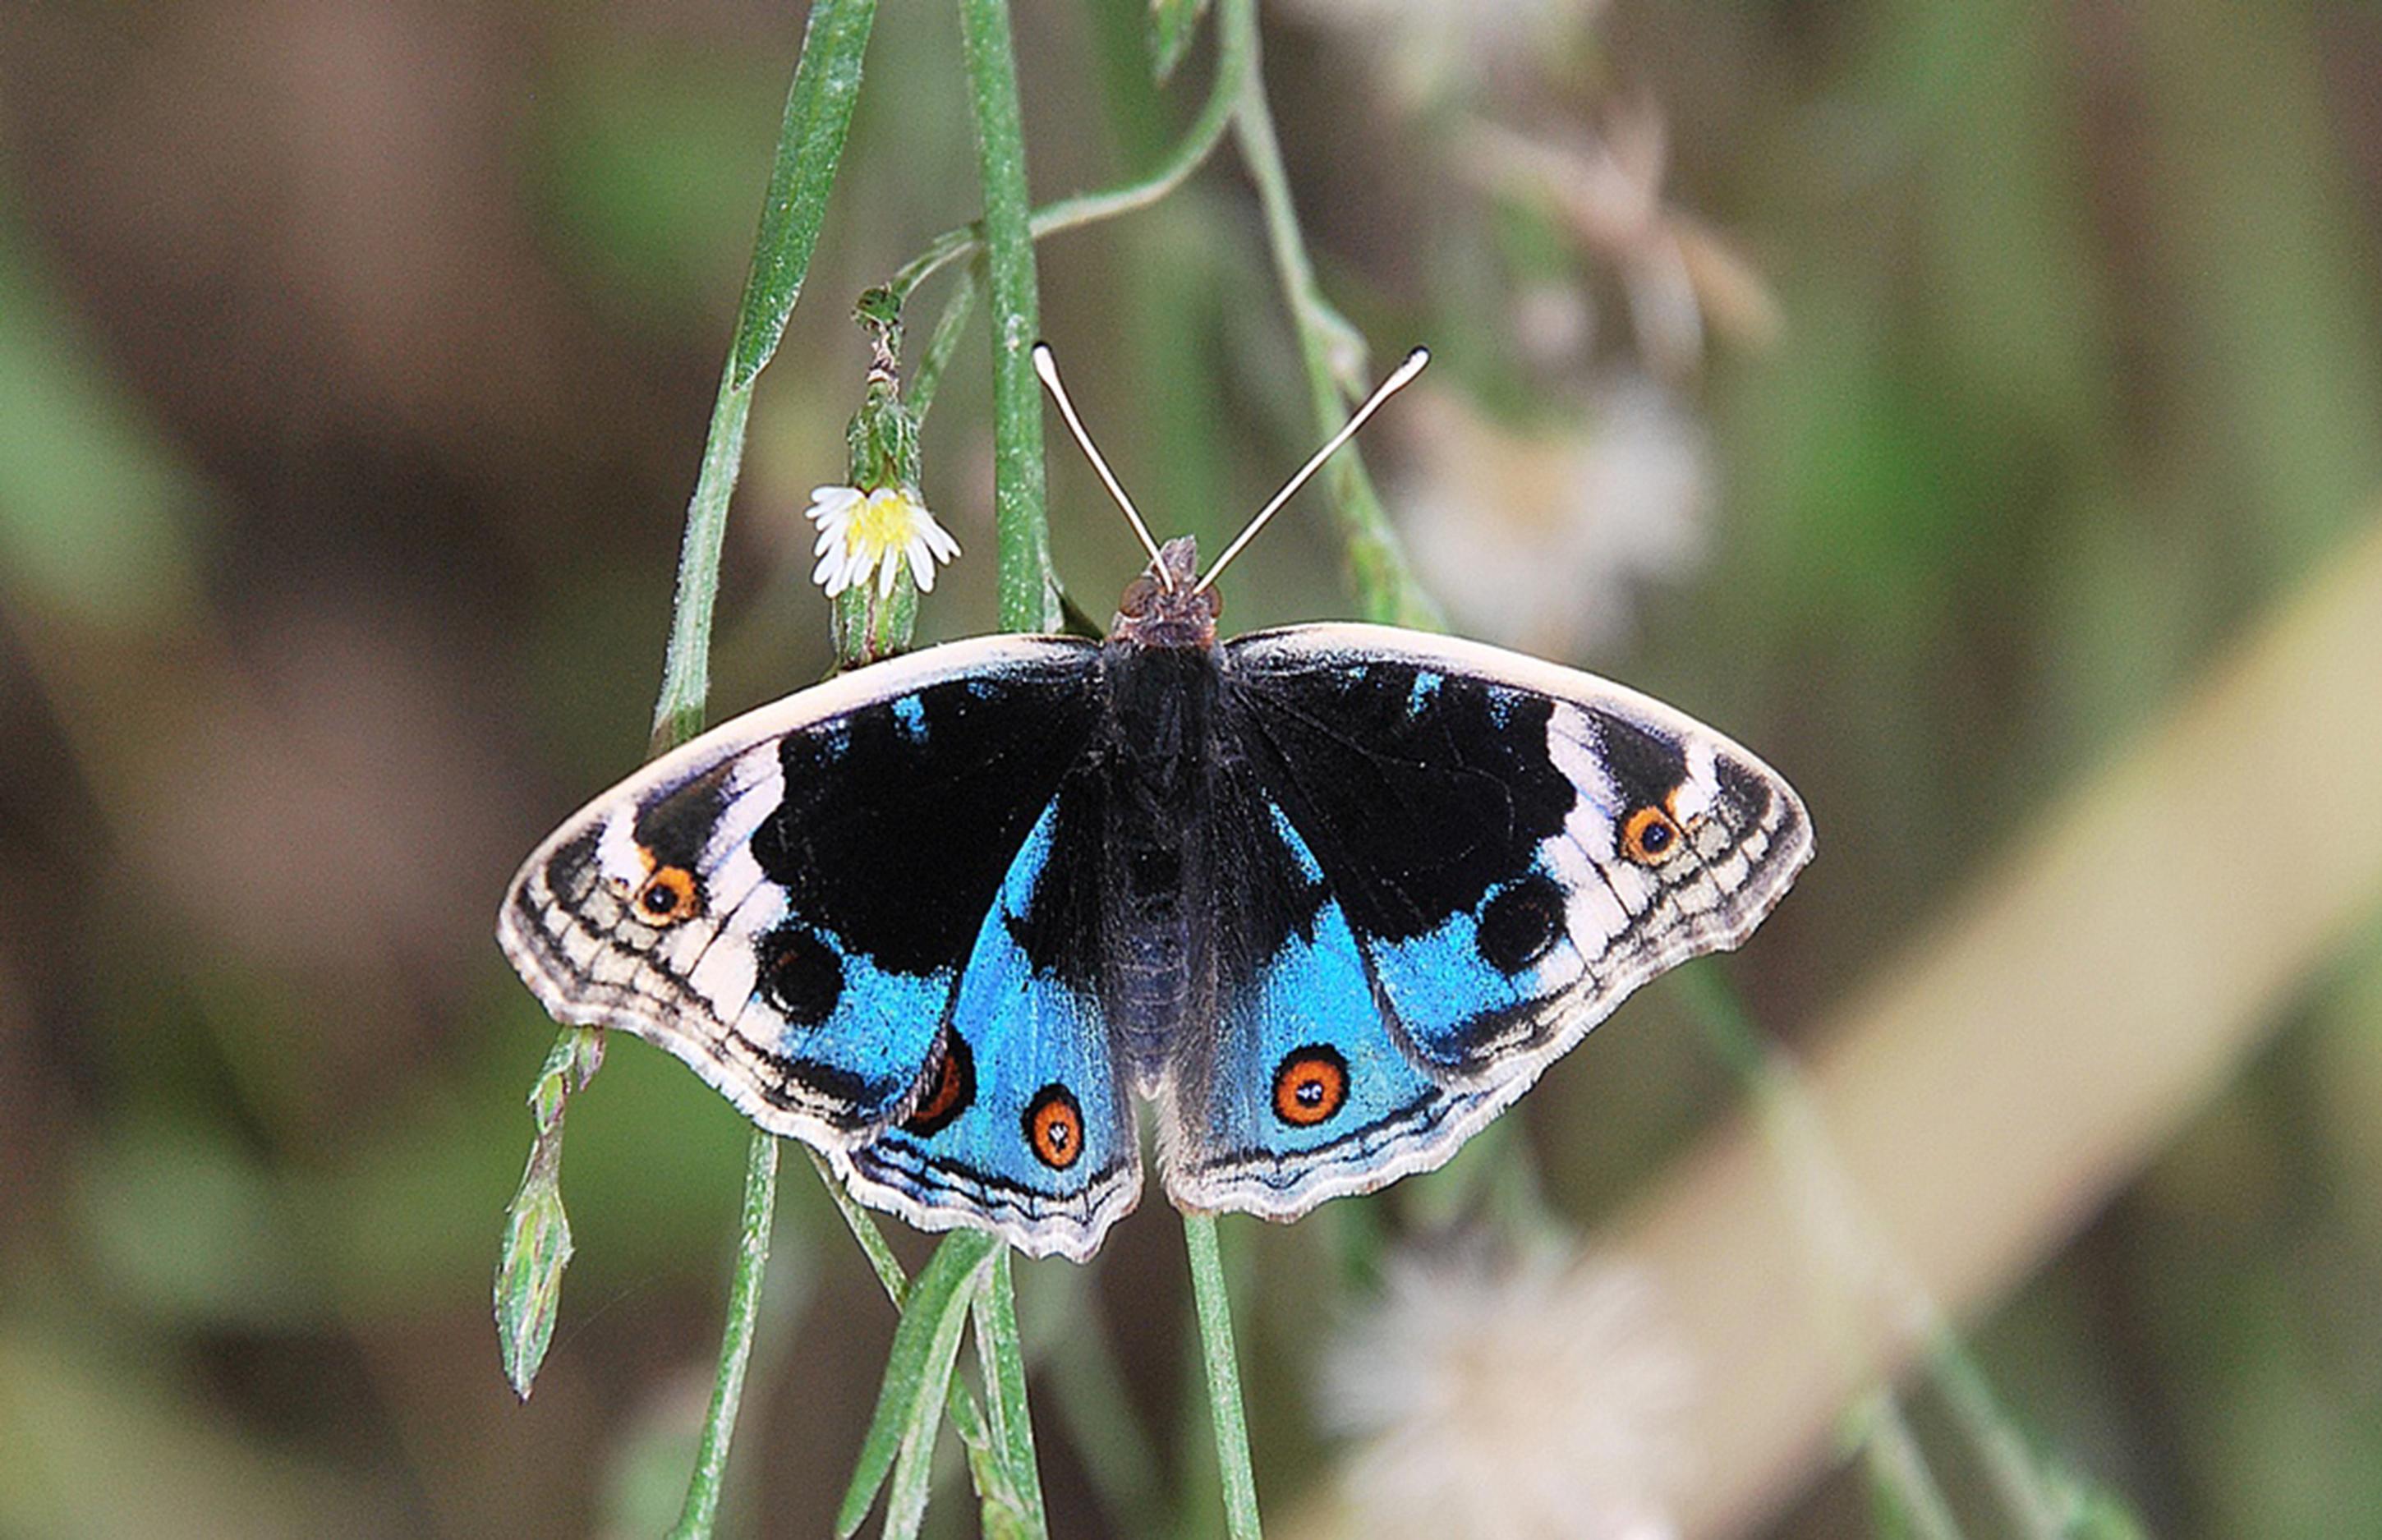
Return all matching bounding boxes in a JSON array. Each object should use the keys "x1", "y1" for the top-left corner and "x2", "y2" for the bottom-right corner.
[{"x1": 1096, "y1": 638, "x2": 1227, "y2": 1083}]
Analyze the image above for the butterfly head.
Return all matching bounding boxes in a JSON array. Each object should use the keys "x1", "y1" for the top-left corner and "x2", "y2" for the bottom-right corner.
[{"x1": 1111, "y1": 536, "x2": 1220, "y2": 650}]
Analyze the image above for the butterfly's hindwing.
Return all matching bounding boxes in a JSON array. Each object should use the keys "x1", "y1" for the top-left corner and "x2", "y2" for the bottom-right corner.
[
  {"x1": 1161, "y1": 795, "x2": 1480, "y2": 1216},
  {"x1": 843, "y1": 787, "x2": 1141, "y2": 1262},
  {"x1": 497, "y1": 637, "x2": 1107, "y2": 1150}
]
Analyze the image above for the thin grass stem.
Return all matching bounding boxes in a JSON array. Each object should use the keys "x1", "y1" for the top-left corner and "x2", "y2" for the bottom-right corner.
[
  {"x1": 652, "y1": 0, "x2": 881, "y2": 750},
  {"x1": 1674, "y1": 962, "x2": 2068, "y2": 1540},
  {"x1": 1183, "y1": 1212, "x2": 1262, "y2": 1540},
  {"x1": 962, "y1": 0, "x2": 1059, "y2": 632},
  {"x1": 668, "y1": 1130, "x2": 780, "y2": 1539},
  {"x1": 969, "y1": 1249, "x2": 1051, "y2": 1536},
  {"x1": 1228, "y1": 17, "x2": 1437, "y2": 627},
  {"x1": 1854, "y1": 1390, "x2": 1970, "y2": 1540},
  {"x1": 908, "y1": 260, "x2": 984, "y2": 424}
]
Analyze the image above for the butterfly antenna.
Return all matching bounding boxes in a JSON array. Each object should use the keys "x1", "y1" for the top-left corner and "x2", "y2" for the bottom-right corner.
[
  {"x1": 1032, "y1": 342, "x2": 1173, "y2": 588},
  {"x1": 1193, "y1": 347, "x2": 1430, "y2": 596}
]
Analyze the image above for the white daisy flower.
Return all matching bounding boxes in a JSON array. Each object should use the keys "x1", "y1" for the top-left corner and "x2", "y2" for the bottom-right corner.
[
  {"x1": 804, "y1": 485, "x2": 961, "y2": 600},
  {"x1": 1321, "y1": 1242, "x2": 1697, "y2": 1540}
]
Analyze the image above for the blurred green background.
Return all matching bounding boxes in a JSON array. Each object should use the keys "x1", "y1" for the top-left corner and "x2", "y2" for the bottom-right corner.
[{"x1": 5, "y1": 0, "x2": 2382, "y2": 1536}]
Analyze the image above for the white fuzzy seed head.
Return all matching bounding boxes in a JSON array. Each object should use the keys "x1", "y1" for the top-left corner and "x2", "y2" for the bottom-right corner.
[{"x1": 1321, "y1": 1243, "x2": 1697, "y2": 1540}]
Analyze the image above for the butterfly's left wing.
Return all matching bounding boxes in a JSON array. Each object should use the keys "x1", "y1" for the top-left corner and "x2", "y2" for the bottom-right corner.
[{"x1": 1161, "y1": 623, "x2": 1811, "y2": 1219}]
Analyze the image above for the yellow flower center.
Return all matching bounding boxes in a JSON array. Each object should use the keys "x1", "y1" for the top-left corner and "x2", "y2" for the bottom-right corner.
[{"x1": 845, "y1": 488, "x2": 922, "y2": 559}]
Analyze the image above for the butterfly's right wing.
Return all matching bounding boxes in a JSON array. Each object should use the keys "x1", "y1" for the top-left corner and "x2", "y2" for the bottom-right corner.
[{"x1": 498, "y1": 635, "x2": 1141, "y2": 1257}]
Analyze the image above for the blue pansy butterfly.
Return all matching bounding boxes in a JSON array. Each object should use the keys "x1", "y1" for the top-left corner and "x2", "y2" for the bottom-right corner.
[{"x1": 497, "y1": 350, "x2": 1810, "y2": 1261}]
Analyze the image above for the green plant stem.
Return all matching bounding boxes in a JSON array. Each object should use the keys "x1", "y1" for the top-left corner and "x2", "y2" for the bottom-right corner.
[
  {"x1": 1183, "y1": 1212, "x2": 1262, "y2": 1540},
  {"x1": 652, "y1": 365, "x2": 756, "y2": 752},
  {"x1": 809, "y1": 1147, "x2": 1004, "y2": 1468},
  {"x1": 649, "y1": 7, "x2": 876, "y2": 1533},
  {"x1": 888, "y1": 0, "x2": 1252, "y2": 306},
  {"x1": 1230, "y1": 22, "x2": 1438, "y2": 628},
  {"x1": 651, "y1": 0, "x2": 879, "y2": 751},
  {"x1": 1854, "y1": 1391, "x2": 1969, "y2": 1540},
  {"x1": 960, "y1": 0, "x2": 1059, "y2": 632},
  {"x1": 494, "y1": 1026, "x2": 604, "y2": 1398},
  {"x1": 907, "y1": 260, "x2": 983, "y2": 423},
  {"x1": 839, "y1": 1234, "x2": 1003, "y2": 1538},
  {"x1": 669, "y1": 1129, "x2": 779, "y2": 1540},
  {"x1": 811, "y1": 1147, "x2": 913, "y2": 1303},
  {"x1": 1924, "y1": 1324, "x2": 2068, "y2": 1540}
]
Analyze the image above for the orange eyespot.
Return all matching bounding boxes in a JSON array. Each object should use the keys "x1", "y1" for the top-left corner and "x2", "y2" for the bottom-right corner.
[
  {"x1": 905, "y1": 1036, "x2": 974, "y2": 1137},
  {"x1": 1620, "y1": 805, "x2": 1682, "y2": 865},
  {"x1": 634, "y1": 862, "x2": 702, "y2": 923},
  {"x1": 1024, "y1": 1086, "x2": 1084, "y2": 1170},
  {"x1": 1272, "y1": 1046, "x2": 1350, "y2": 1128}
]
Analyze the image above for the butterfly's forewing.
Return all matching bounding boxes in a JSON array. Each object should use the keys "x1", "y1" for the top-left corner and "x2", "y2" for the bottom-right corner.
[
  {"x1": 497, "y1": 637, "x2": 1115, "y2": 1184},
  {"x1": 1160, "y1": 623, "x2": 1811, "y2": 1218}
]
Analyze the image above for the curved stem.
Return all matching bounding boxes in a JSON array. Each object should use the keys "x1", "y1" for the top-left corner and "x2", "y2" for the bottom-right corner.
[
  {"x1": 889, "y1": 0, "x2": 1253, "y2": 306},
  {"x1": 1230, "y1": 21, "x2": 1439, "y2": 628},
  {"x1": 652, "y1": 0, "x2": 881, "y2": 748}
]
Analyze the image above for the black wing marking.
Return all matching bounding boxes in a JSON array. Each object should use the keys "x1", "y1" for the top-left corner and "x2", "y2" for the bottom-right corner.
[
  {"x1": 1151, "y1": 623, "x2": 1808, "y2": 1220},
  {"x1": 497, "y1": 637, "x2": 1106, "y2": 1148}
]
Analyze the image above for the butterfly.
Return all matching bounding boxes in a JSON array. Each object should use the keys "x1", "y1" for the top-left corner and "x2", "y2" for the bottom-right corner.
[{"x1": 496, "y1": 351, "x2": 1811, "y2": 1262}]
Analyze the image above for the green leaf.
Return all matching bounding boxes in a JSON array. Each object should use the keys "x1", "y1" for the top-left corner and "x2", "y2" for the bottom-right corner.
[
  {"x1": 838, "y1": 1231, "x2": 1000, "y2": 1537},
  {"x1": 493, "y1": 1162, "x2": 571, "y2": 1400},
  {"x1": 728, "y1": 0, "x2": 880, "y2": 388},
  {"x1": 1147, "y1": 0, "x2": 1212, "y2": 83},
  {"x1": 651, "y1": 0, "x2": 876, "y2": 752},
  {"x1": 968, "y1": 1249, "x2": 1049, "y2": 1538},
  {"x1": 1228, "y1": 12, "x2": 1438, "y2": 629}
]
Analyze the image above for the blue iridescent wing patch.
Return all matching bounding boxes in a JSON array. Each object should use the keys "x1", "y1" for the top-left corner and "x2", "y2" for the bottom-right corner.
[
  {"x1": 1161, "y1": 624, "x2": 1810, "y2": 1217},
  {"x1": 1162, "y1": 794, "x2": 1488, "y2": 1216},
  {"x1": 846, "y1": 788, "x2": 1139, "y2": 1261},
  {"x1": 497, "y1": 637, "x2": 1108, "y2": 1169}
]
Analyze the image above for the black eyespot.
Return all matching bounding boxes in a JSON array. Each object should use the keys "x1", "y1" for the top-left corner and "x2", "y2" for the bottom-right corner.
[
  {"x1": 1478, "y1": 873, "x2": 1565, "y2": 974},
  {"x1": 758, "y1": 927, "x2": 843, "y2": 1027},
  {"x1": 1621, "y1": 804, "x2": 1684, "y2": 865},
  {"x1": 634, "y1": 862, "x2": 703, "y2": 923}
]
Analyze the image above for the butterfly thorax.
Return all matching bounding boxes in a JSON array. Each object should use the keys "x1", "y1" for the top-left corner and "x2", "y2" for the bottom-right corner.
[{"x1": 1108, "y1": 536, "x2": 1219, "y2": 652}]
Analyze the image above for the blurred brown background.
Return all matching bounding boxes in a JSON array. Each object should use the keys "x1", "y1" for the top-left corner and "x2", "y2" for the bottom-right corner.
[{"x1": 6, "y1": 1, "x2": 2382, "y2": 1536}]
